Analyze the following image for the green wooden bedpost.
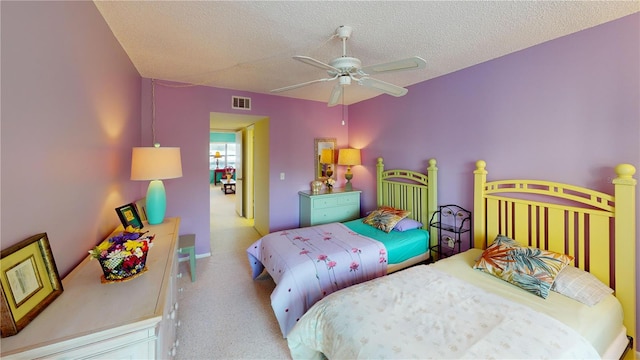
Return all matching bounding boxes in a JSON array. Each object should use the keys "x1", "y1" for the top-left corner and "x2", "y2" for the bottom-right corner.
[
  {"x1": 426, "y1": 159, "x2": 438, "y2": 249},
  {"x1": 473, "y1": 160, "x2": 487, "y2": 250},
  {"x1": 612, "y1": 163, "x2": 636, "y2": 355},
  {"x1": 376, "y1": 157, "x2": 384, "y2": 207}
]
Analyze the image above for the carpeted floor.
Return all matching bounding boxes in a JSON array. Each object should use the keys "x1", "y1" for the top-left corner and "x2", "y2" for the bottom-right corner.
[{"x1": 175, "y1": 185, "x2": 291, "y2": 359}]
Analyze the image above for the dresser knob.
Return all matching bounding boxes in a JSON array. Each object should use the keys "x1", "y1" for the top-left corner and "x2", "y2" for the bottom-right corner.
[
  {"x1": 177, "y1": 272, "x2": 183, "y2": 278},
  {"x1": 176, "y1": 320, "x2": 182, "y2": 327},
  {"x1": 178, "y1": 288, "x2": 184, "y2": 293},
  {"x1": 174, "y1": 302, "x2": 179, "y2": 310}
]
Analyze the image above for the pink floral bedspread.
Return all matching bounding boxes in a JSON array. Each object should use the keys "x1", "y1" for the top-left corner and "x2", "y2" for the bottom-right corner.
[{"x1": 247, "y1": 222, "x2": 388, "y2": 337}]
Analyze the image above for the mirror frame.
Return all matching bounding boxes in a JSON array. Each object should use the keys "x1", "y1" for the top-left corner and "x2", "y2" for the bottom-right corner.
[{"x1": 314, "y1": 138, "x2": 336, "y2": 180}]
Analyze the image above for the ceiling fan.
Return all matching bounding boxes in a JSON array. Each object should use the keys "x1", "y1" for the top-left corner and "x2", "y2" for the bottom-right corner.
[{"x1": 271, "y1": 25, "x2": 427, "y2": 106}]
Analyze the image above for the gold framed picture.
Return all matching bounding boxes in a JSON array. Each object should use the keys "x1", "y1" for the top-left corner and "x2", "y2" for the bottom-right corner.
[{"x1": 0, "y1": 233, "x2": 63, "y2": 337}]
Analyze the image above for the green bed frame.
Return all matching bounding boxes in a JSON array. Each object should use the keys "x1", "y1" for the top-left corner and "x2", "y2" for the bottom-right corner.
[{"x1": 376, "y1": 157, "x2": 439, "y2": 266}]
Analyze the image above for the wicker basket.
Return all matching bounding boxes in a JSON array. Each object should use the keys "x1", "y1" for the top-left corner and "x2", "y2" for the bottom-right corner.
[
  {"x1": 90, "y1": 231, "x2": 154, "y2": 283},
  {"x1": 98, "y1": 247, "x2": 149, "y2": 282}
]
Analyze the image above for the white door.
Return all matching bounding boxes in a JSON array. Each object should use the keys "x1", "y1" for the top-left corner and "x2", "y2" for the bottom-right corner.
[{"x1": 235, "y1": 130, "x2": 244, "y2": 217}]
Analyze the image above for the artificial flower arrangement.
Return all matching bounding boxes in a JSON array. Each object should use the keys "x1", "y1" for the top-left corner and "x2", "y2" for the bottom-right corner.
[
  {"x1": 89, "y1": 226, "x2": 155, "y2": 282},
  {"x1": 325, "y1": 177, "x2": 336, "y2": 190}
]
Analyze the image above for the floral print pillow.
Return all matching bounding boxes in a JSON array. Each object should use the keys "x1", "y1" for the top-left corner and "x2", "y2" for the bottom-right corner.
[
  {"x1": 493, "y1": 234, "x2": 520, "y2": 247},
  {"x1": 474, "y1": 235, "x2": 573, "y2": 298},
  {"x1": 363, "y1": 206, "x2": 410, "y2": 233}
]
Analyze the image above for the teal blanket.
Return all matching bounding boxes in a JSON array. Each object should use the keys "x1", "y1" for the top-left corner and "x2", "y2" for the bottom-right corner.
[{"x1": 344, "y1": 218, "x2": 429, "y2": 264}]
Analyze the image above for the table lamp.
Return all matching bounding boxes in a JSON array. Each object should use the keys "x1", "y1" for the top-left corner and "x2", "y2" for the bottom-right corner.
[
  {"x1": 131, "y1": 145, "x2": 183, "y2": 225},
  {"x1": 338, "y1": 148, "x2": 361, "y2": 191},
  {"x1": 214, "y1": 151, "x2": 222, "y2": 168},
  {"x1": 320, "y1": 148, "x2": 334, "y2": 178}
]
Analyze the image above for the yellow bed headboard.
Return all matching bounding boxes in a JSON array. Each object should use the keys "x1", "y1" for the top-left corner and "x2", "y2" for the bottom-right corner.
[
  {"x1": 473, "y1": 160, "x2": 637, "y2": 355},
  {"x1": 376, "y1": 158, "x2": 438, "y2": 248}
]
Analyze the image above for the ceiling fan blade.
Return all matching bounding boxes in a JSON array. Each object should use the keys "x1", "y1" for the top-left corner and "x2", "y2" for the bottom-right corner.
[
  {"x1": 327, "y1": 84, "x2": 343, "y2": 107},
  {"x1": 361, "y1": 56, "x2": 426, "y2": 75},
  {"x1": 270, "y1": 76, "x2": 337, "y2": 93},
  {"x1": 293, "y1": 56, "x2": 341, "y2": 73},
  {"x1": 358, "y1": 77, "x2": 408, "y2": 97}
]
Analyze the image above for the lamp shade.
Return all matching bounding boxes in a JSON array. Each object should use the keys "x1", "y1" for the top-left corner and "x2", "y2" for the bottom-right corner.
[
  {"x1": 214, "y1": 151, "x2": 222, "y2": 158},
  {"x1": 338, "y1": 148, "x2": 361, "y2": 166},
  {"x1": 131, "y1": 147, "x2": 183, "y2": 181},
  {"x1": 320, "y1": 149, "x2": 333, "y2": 164}
]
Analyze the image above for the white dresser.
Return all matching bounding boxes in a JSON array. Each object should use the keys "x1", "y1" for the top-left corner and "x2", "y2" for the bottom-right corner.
[
  {"x1": 0, "y1": 218, "x2": 181, "y2": 359},
  {"x1": 299, "y1": 188, "x2": 361, "y2": 227}
]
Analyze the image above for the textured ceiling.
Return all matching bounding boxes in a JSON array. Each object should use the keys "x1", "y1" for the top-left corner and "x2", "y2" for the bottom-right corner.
[{"x1": 94, "y1": 1, "x2": 638, "y2": 107}]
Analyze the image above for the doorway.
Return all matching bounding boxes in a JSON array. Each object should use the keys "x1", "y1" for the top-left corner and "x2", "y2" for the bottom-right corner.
[{"x1": 210, "y1": 112, "x2": 269, "y2": 250}]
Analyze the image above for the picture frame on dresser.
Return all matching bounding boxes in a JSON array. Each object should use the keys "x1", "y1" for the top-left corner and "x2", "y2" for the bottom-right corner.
[
  {"x1": 0, "y1": 233, "x2": 63, "y2": 338},
  {"x1": 115, "y1": 203, "x2": 144, "y2": 229}
]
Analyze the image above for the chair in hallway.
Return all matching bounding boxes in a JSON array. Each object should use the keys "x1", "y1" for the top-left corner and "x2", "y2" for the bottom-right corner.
[{"x1": 178, "y1": 234, "x2": 197, "y2": 282}]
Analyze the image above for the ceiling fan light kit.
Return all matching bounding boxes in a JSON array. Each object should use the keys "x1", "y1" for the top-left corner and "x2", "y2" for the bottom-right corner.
[{"x1": 271, "y1": 25, "x2": 426, "y2": 106}]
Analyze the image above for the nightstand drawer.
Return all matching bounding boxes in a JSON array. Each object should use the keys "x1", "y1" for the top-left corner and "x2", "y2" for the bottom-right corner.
[
  {"x1": 312, "y1": 206, "x2": 359, "y2": 224},
  {"x1": 312, "y1": 197, "x2": 339, "y2": 209},
  {"x1": 299, "y1": 189, "x2": 362, "y2": 227},
  {"x1": 336, "y1": 193, "x2": 359, "y2": 206},
  {"x1": 312, "y1": 193, "x2": 360, "y2": 209}
]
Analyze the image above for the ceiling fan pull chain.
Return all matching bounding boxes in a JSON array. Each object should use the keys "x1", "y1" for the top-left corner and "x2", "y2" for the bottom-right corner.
[{"x1": 342, "y1": 36, "x2": 347, "y2": 57}]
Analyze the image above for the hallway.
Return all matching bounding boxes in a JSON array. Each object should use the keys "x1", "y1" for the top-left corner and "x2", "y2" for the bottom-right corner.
[
  {"x1": 174, "y1": 184, "x2": 290, "y2": 359},
  {"x1": 210, "y1": 183, "x2": 258, "y2": 253}
]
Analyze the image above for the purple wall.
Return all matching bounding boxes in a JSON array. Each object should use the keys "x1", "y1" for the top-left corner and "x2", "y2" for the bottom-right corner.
[
  {"x1": 142, "y1": 82, "x2": 348, "y2": 255},
  {"x1": 1, "y1": 2, "x2": 142, "y2": 276},
  {"x1": 351, "y1": 14, "x2": 639, "y2": 214}
]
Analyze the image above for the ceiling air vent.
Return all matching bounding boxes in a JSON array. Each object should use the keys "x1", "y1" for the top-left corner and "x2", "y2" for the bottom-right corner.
[{"x1": 232, "y1": 96, "x2": 251, "y2": 110}]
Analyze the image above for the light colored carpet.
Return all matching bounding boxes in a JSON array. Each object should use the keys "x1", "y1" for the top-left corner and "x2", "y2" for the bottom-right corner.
[{"x1": 175, "y1": 185, "x2": 291, "y2": 359}]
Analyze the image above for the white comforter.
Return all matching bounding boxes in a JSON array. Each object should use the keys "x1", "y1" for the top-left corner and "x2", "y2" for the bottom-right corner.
[{"x1": 287, "y1": 263, "x2": 600, "y2": 359}]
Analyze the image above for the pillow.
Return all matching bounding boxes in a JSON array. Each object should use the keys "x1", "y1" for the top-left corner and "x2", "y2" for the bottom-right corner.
[
  {"x1": 474, "y1": 236, "x2": 573, "y2": 298},
  {"x1": 362, "y1": 206, "x2": 410, "y2": 233},
  {"x1": 392, "y1": 218, "x2": 423, "y2": 232},
  {"x1": 551, "y1": 265, "x2": 613, "y2": 306},
  {"x1": 493, "y1": 234, "x2": 519, "y2": 247}
]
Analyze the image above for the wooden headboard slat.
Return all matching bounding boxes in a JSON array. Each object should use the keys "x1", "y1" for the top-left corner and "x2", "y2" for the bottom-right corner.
[
  {"x1": 589, "y1": 214, "x2": 612, "y2": 285},
  {"x1": 576, "y1": 212, "x2": 586, "y2": 269}
]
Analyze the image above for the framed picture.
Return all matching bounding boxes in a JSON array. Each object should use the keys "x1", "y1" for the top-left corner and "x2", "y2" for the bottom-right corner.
[
  {"x1": 1, "y1": 233, "x2": 63, "y2": 337},
  {"x1": 115, "y1": 203, "x2": 144, "y2": 229}
]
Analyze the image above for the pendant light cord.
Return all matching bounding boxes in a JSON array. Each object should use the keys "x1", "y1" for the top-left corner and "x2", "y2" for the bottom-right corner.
[
  {"x1": 151, "y1": 79, "x2": 158, "y2": 146},
  {"x1": 341, "y1": 88, "x2": 346, "y2": 126}
]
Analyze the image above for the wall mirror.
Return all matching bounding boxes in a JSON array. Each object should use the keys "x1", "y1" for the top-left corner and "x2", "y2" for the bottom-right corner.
[{"x1": 314, "y1": 138, "x2": 336, "y2": 180}]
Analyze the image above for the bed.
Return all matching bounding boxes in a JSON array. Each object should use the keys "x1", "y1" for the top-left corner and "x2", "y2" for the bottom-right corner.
[
  {"x1": 247, "y1": 158, "x2": 438, "y2": 337},
  {"x1": 287, "y1": 160, "x2": 636, "y2": 359}
]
